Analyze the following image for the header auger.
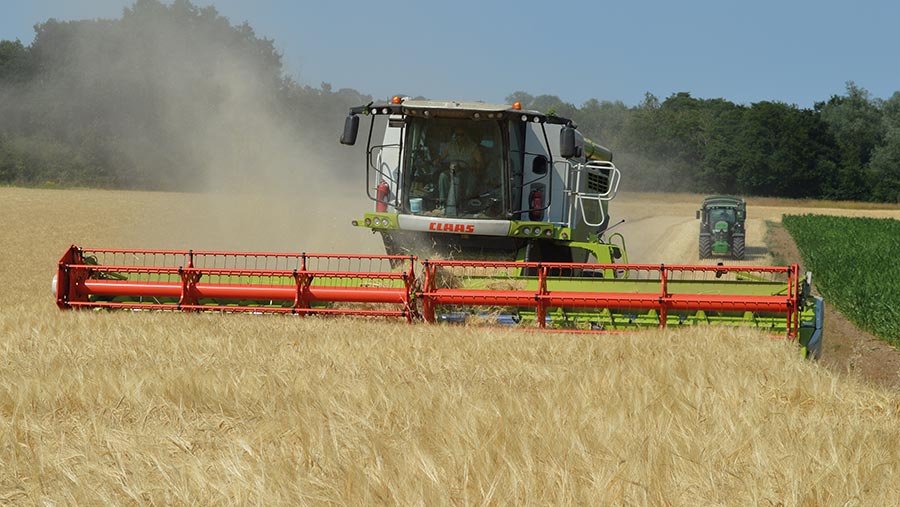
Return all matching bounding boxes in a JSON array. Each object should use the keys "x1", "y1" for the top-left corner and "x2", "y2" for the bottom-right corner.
[{"x1": 53, "y1": 96, "x2": 823, "y2": 358}]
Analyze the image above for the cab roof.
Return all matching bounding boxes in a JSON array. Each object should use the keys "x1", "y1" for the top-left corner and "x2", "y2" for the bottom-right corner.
[
  {"x1": 349, "y1": 98, "x2": 573, "y2": 125},
  {"x1": 701, "y1": 195, "x2": 746, "y2": 207}
]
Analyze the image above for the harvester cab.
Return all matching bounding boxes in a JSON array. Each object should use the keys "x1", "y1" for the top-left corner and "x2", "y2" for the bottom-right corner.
[
  {"x1": 697, "y1": 196, "x2": 746, "y2": 260},
  {"x1": 340, "y1": 97, "x2": 625, "y2": 265}
]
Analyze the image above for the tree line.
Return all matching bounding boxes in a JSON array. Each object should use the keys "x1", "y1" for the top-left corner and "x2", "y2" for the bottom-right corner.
[
  {"x1": 1, "y1": 0, "x2": 898, "y2": 202},
  {"x1": 508, "y1": 85, "x2": 900, "y2": 202}
]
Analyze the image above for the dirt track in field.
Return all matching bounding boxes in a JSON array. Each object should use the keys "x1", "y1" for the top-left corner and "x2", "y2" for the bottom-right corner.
[
  {"x1": 613, "y1": 192, "x2": 900, "y2": 265},
  {"x1": 612, "y1": 192, "x2": 900, "y2": 388}
]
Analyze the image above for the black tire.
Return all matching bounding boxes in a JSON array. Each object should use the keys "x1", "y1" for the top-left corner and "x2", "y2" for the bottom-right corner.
[
  {"x1": 699, "y1": 234, "x2": 712, "y2": 259},
  {"x1": 732, "y1": 234, "x2": 745, "y2": 260}
]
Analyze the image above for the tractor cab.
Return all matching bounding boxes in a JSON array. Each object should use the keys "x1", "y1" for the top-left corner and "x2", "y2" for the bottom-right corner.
[{"x1": 708, "y1": 206, "x2": 736, "y2": 226}]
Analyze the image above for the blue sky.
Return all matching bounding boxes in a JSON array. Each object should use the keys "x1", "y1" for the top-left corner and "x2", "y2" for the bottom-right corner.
[{"x1": 3, "y1": 0, "x2": 899, "y2": 108}]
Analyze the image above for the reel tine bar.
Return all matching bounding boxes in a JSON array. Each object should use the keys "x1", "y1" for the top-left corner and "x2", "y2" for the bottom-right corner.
[
  {"x1": 56, "y1": 245, "x2": 418, "y2": 321},
  {"x1": 420, "y1": 260, "x2": 801, "y2": 337}
]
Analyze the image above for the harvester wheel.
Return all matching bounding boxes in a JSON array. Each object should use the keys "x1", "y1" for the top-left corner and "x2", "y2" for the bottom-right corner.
[
  {"x1": 699, "y1": 234, "x2": 712, "y2": 259},
  {"x1": 732, "y1": 235, "x2": 745, "y2": 260}
]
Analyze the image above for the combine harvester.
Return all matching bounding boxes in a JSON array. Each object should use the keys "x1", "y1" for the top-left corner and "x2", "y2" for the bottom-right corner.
[{"x1": 54, "y1": 97, "x2": 823, "y2": 357}]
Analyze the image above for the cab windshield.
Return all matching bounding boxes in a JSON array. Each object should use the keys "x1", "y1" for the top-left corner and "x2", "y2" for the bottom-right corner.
[
  {"x1": 403, "y1": 117, "x2": 505, "y2": 218},
  {"x1": 709, "y1": 207, "x2": 735, "y2": 224}
]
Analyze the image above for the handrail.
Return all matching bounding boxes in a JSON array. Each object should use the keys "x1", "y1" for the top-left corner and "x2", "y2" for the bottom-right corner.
[{"x1": 561, "y1": 160, "x2": 621, "y2": 228}]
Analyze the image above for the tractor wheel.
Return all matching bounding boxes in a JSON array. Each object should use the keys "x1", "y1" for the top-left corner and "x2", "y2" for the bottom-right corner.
[
  {"x1": 699, "y1": 234, "x2": 712, "y2": 259},
  {"x1": 732, "y1": 235, "x2": 745, "y2": 260}
]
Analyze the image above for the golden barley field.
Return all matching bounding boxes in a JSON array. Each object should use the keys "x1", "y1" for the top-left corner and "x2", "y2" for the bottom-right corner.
[{"x1": 2, "y1": 186, "x2": 900, "y2": 506}]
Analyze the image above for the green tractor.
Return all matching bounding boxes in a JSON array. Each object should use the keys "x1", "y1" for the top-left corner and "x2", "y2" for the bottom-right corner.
[{"x1": 697, "y1": 196, "x2": 746, "y2": 260}]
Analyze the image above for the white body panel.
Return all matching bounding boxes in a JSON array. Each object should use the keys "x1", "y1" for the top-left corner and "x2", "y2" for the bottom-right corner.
[
  {"x1": 519, "y1": 122, "x2": 569, "y2": 224},
  {"x1": 397, "y1": 215, "x2": 511, "y2": 236}
]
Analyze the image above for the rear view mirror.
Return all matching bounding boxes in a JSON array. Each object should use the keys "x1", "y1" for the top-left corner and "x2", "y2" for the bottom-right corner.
[
  {"x1": 560, "y1": 127, "x2": 577, "y2": 159},
  {"x1": 340, "y1": 115, "x2": 359, "y2": 145}
]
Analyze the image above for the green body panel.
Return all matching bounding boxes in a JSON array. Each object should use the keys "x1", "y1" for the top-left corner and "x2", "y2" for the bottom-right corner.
[
  {"x1": 509, "y1": 307, "x2": 814, "y2": 333},
  {"x1": 455, "y1": 276, "x2": 788, "y2": 296},
  {"x1": 582, "y1": 138, "x2": 613, "y2": 162},
  {"x1": 354, "y1": 212, "x2": 401, "y2": 230}
]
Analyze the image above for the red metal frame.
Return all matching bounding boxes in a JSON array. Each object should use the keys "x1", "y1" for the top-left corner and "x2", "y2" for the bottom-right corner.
[
  {"x1": 56, "y1": 246, "x2": 802, "y2": 337},
  {"x1": 56, "y1": 246, "x2": 418, "y2": 321},
  {"x1": 420, "y1": 260, "x2": 801, "y2": 337}
]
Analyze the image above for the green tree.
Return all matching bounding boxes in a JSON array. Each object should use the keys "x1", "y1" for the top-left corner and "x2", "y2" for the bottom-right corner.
[
  {"x1": 731, "y1": 102, "x2": 836, "y2": 197},
  {"x1": 622, "y1": 92, "x2": 737, "y2": 192},
  {"x1": 0, "y1": 39, "x2": 32, "y2": 83},
  {"x1": 868, "y1": 91, "x2": 900, "y2": 202},
  {"x1": 696, "y1": 105, "x2": 745, "y2": 193},
  {"x1": 573, "y1": 98, "x2": 628, "y2": 149},
  {"x1": 815, "y1": 82, "x2": 882, "y2": 200}
]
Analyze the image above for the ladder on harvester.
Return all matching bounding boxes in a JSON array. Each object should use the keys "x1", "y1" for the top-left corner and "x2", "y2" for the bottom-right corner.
[{"x1": 561, "y1": 160, "x2": 622, "y2": 229}]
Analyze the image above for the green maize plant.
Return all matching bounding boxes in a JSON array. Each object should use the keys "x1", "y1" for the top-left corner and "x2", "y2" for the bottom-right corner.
[{"x1": 783, "y1": 214, "x2": 900, "y2": 346}]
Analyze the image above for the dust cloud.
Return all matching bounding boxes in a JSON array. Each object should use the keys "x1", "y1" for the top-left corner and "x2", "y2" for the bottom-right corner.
[
  {"x1": 598, "y1": 149, "x2": 687, "y2": 261},
  {"x1": 143, "y1": 53, "x2": 381, "y2": 254},
  {"x1": 119, "y1": 9, "x2": 381, "y2": 255},
  {"x1": 2, "y1": 3, "x2": 383, "y2": 255}
]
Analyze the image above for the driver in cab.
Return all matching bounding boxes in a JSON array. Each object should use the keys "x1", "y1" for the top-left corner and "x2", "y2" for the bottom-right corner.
[{"x1": 437, "y1": 128, "x2": 484, "y2": 206}]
